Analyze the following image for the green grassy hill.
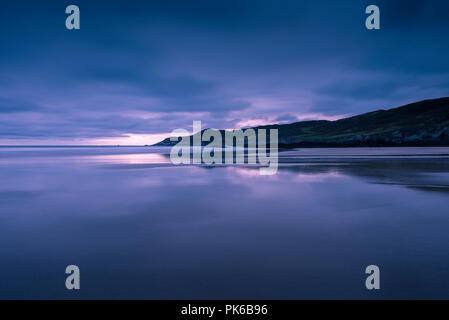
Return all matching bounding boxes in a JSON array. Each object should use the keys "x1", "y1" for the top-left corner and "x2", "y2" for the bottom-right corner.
[{"x1": 154, "y1": 97, "x2": 449, "y2": 147}]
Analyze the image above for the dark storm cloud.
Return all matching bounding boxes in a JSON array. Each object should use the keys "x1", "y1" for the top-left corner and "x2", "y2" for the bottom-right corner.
[
  {"x1": 376, "y1": 0, "x2": 449, "y2": 30},
  {"x1": 0, "y1": 0, "x2": 448, "y2": 143}
]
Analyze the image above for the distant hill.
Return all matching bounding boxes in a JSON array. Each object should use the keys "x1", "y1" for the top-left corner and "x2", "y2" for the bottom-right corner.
[{"x1": 153, "y1": 97, "x2": 449, "y2": 148}]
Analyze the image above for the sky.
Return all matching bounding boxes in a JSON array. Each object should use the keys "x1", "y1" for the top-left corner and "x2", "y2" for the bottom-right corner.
[{"x1": 1, "y1": 0, "x2": 449, "y2": 145}]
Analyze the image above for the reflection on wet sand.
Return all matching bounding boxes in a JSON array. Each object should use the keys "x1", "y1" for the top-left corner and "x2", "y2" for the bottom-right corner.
[
  {"x1": 1, "y1": 146, "x2": 449, "y2": 299},
  {"x1": 278, "y1": 158, "x2": 449, "y2": 193},
  {"x1": 103, "y1": 147, "x2": 449, "y2": 194}
]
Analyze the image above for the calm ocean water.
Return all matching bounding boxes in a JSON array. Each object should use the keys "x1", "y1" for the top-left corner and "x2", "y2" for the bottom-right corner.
[{"x1": 1, "y1": 146, "x2": 449, "y2": 299}]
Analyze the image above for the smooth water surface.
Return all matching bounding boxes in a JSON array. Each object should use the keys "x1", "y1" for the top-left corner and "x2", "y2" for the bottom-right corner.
[{"x1": 1, "y1": 147, "x2": 449, "y2": 299}]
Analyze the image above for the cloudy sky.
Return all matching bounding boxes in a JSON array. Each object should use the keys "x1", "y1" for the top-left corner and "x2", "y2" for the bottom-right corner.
[{"x1": 1, "y1": 0, "x2": 449, "y2": 145}]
